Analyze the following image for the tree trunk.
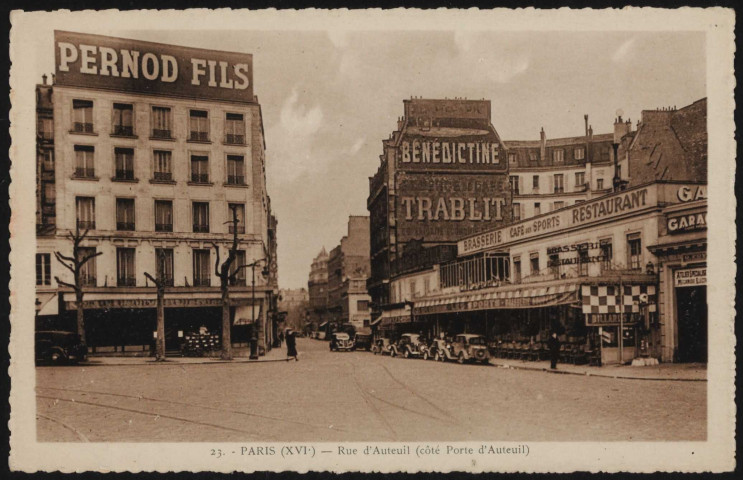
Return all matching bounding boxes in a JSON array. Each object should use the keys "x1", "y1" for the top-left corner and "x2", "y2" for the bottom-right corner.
[
  {"x1": 76, "y1": 290, "x2": 86, "y2": 344},
  {"x1": 220, "y1": 283, "x2": 232, "y2": 360},
  {"x1": 155, "y1": 287, "x2": 165, "y2": 361}
]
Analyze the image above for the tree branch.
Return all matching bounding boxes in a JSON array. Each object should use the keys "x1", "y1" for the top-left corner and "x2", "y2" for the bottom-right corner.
[
  {"x1": 53, "y1": 252, "x2": 76, "y2": 275},
  {"x1": 144, "y1": 272, "x2": 158, "y2": 285},
  {"x1": 54, "y1": 276, "x2": 77, "y2": 291},
  {"x1": 211, "y1": 242, "x2": 221, "y2": 278},
  {"x1": 54, "y1": 250, "x2": 76, "y2": 264},
  {"x1": 80, "y1": 251, "x2": 103, "y2": 266}
]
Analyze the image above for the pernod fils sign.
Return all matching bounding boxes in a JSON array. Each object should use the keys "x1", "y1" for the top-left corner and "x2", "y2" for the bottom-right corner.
[{"x1": 54, "y1": 31, "x2": 254, "y2": 103}]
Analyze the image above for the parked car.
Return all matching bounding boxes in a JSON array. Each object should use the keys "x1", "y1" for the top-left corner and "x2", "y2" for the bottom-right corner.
[
  {"x1": 451, "y1": 334, "x2": 491, "y2": 364},
  {"x1": 354, "y1": 329, "x2": 373, "y2": 351},
  {"x1": 329, "y1": 332, "x2": 354, "y2": 351},
  {"x1": 371, "y1": 338, "x2": 392, "y2": 355},
  {"x1": 428, "y1": 338, "x2": 454, "y2": 362},
  {"x1": 35, "y1": 330, "x2": 87, "y2": 365},
  {"x1": 389, "y1": 333, "x2": 427, "y2": 359}
]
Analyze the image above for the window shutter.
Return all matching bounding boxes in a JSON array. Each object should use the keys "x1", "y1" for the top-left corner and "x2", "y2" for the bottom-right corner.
[{"x1": 519, "y1": 177, "x2": 525, "y2": 195}]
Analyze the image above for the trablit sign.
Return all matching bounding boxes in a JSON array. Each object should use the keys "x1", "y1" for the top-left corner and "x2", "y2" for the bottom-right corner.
[{"x1": 54, "y1": 31, "x2": 254, "y2": 103}]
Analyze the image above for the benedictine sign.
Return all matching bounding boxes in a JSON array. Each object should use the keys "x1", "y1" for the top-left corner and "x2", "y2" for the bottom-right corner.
[{"x1": 54, "y1": 31, "x2": 254, "y2": 103}]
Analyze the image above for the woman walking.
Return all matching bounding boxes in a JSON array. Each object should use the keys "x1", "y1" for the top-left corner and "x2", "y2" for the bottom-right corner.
[{"x1": 285, "y1": 329, "x2": 298, "y2": 361}]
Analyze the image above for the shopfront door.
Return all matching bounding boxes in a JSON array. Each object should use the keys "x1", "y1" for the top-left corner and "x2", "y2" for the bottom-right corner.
[{"x1": 675, "y1": 285, "x2": 707, "y2": 363}]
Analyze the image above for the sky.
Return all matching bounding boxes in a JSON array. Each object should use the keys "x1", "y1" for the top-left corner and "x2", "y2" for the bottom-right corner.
[{"x1": 28, "y1": 25, "x2": 706, "y2": 289}]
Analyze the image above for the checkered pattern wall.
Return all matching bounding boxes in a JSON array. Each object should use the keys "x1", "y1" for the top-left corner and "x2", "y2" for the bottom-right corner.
[{"x1": 581, "y1": 284, "x2": 657, "y2": 315}]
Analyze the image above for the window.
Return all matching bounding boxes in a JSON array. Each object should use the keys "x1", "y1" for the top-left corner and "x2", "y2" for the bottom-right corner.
[
  {"x1": 190, "y1": 155, "x2": 209, "y2": 183},
  {"x1": 75, "y1": 197, "x2": 95, "y2": 230},
  {"x1": 534, "y1": 202, "x2": 541, "y2": 216},
  {"x1": 116, "y1": 248, "x2": 136, "y2": 286},
  {"x1": 151, "y1": 106, "x2": 172, "y2": 138},
  {"x1": 154, "y1": 200, "x2": 173, "y2": 232},
  {"x1": 192, "y1": 249, "x2": 211, "y2": 286},
  {"x1": 554, "y1": 201, "x2": 565, "y2": 210},
  {"x1": 409, "y1": 280, "x2": 417, "y2": 298},
  {"x1": 192, "y1": 202, "x2": 209, "y2": 232},
  {"x1": 189, "y1": 110, "x2": 209, "y2": 141},
  {"x1": 512, "y1": 203, "x2": 521, "y2": 221},
  {"x1": 578, "y1": 244, "x2": 590, "y2": 276},
  {"x1": 228, "y1": 203, "x2": 246, "y2": 234},
  {"x1": 112, "y1": 103, "x2": 134, "y2": 136},
  {"x1": 574, "y1": 147, "x2": 585, "y2": 160},
  {"x1": 548, "y1": 252, "x2": 560, "y2": 276},
  {"x1": 553, "y1": 149, "x2": 564, "y2": 165},
  {"x1": 357, "y1": 300, "x2": 369, "y2": 311},
  {"x1": 627, "y1": 234, "x2": 642, "y2": 270},
  {"x1": 36, "y1": 253, "x2": 51, "y2": 286},
  {"x1": 529, "y1": 151, "x2": 538, "y2": 164},
  {"x1": 116, "y1": 198, "x2": 135, "y2": 231},
  {"x1": 37, "y1": 117, "x2": 54, "y2": 140},
  {"x1": 509, "y1": 176, "x2": 520, "y2": 195},
  {"x1": 114, "y1": 148, "x2": 135, "y2": 181},
  {"x1": 72, "y1": 99, "x2": 94, "y2": 133},
  {"x1": 78, "y1": 247, "x2": 97, "y2": 286},
  {"x1": 600, "y1": 239, "x2": 613, "y2": 271},
  {"x1": 42, "y1": 150, "x2": 54, "y2": 170},
  {"x1": 596, "y1": 178, "x2": 604, "y2": 190},
  {"x1": 575, "y1": 172, "x2": 585, "y2": 190},
  {"x1": 554, "y1": 174, "x2": 564, "y2": 193},
  {"x1": 512, "y1": 257, "x2": 521, "y2": 283},
  {"x1": 532, "y1": 175, "x2": 539, "y2": 190},
  {"x1": 225, "y1": 113, "x2": 245, "y2": 144},
  {"x1": 508, "y1": 152, "x2": 517, "y2": 165},
  {"x1": 155, "y1": 248, "x2": 174, "y2": 286},
  {"x1": 529, "y1": 253, "x2": 540, "y2": 276},
  {"x1": 226, "y1": 155, "x2": 245, "y2": 185},
  {"x1": 153, "y1": 150, "x2": 172, "y2": 181},
  {"x1": 74, "y1": 145, "x2": 95, "y2": 178},
  {"x1": 229, "y1": 250, "x2": 246, "y2": 286}
]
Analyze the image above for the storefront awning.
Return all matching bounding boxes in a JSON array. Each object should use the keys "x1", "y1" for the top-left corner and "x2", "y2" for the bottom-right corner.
[
  {"x1": 376, "y1": 308, "x2": 414, "y2": 329},
  {"x1": 415, "y1": 283, "x2": 579, "y2": 315},
  {"x1": 234, "y1": 305, "x2": 263, "y2": 325}
]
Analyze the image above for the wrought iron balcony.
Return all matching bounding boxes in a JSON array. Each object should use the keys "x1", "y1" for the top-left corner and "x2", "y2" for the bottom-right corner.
[
  {"x1": 191, "y1": 173, "x2": 209, "y2": 183},
  {"x1": 225, "y1": 134, "x2": 245, "y2": 144},
  {"x1": 117, "y1": 276, "x2": 136, "y2": 287},
  {"x1": 73, "y1": 122, "x2": 94, "y2": 133},
  {"x1": 76, "y1": 220, "x2": 95, "y2": 230},
  {"x1": 190, "y1": 131, "x2": 210, "y2": 142},
  {"x1": 155, "y1": 222, "x2": 173, "y2": 232},
  {"x1": 193, "y1": 277, "x2": 211, "y2": 287},
  {"x1": 74, "y1": 167, "x2": 95, "y2": 178},
  {"x1": 153, "y1": 171, "x2": 172, "y2": 181},
  {"x1": 113, "y1": 125, "x2": 134, "y2": 136},
  {"x1": 115, "y1": 169, "x2": 135, "y2": 181},
  {"x1": 116, "y1": 221, "x2": 135, "y2": 231},
  {"x1": 227, "y1": 175, "x2": 245, "y2": 185},
  {"x1": 152, "y1": 129, "x2": 172, "y2": 139},
  {"x1": 193, "y1": 223, "x2": 210, "y2": 233}
]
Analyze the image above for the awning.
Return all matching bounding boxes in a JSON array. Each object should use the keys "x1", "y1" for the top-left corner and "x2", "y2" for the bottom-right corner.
[
  {"x1": 37, "y1": 293, "x2": 58, "y2": 316},
  {"x1": 414, "y1": 284, "x2": 579, "y2": 315},
  {"x1": 234, "y1": 305, "x2": 263, "y2": 325},
  {"x1": 376, "y1": 308, "x2": 414, "y2": 329}
]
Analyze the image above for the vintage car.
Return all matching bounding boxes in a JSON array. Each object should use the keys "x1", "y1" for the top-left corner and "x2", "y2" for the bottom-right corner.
[
  {"x1": 371, "y1": 338, "x2": 392, "y2": 355},
  {"x1": 389, "y1": 333, "x2": 427, "y2": 359},
  {"x1": 353, "y1": 329, "x2": 373, "y2": 351},
  {"x1": 329, "y1": 332, "x2": 354, "y2": 351},
  {"x1": 35, "y1": 330, "x2": 88, "y2": 365},
  {"x1": 429, "y1": 334, "x2": 490, "y2": 364}
]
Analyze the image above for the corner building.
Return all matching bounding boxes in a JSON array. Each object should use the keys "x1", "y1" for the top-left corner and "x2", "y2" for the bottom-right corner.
[{"x1": 35, "y1": 31, "x2": 279, "y2": 354}]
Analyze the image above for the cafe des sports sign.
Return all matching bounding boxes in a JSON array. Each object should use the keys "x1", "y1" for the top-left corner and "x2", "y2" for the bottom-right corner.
[{"x1": 65, "y1": 297, "x2": 259, "y2": 310}]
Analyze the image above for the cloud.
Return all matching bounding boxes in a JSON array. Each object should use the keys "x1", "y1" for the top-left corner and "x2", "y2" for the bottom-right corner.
[
  {"x1": 454, "y1": 31, "x2": 530, "y2": 84},
  {"x1": 612, "y1": 38, "x2": 636, "y2": 63},
  {"x1": 349, "y1": 138, "x2": 364, "y2": 154}
]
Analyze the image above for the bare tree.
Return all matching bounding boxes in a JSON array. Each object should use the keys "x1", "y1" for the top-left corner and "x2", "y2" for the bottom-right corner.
[
  {"x1": 54, "y1": 225, "x2": 102, "y2": 344},
  {"x1": 144, "y1": 250, "x2": 167, "y2": 361}
]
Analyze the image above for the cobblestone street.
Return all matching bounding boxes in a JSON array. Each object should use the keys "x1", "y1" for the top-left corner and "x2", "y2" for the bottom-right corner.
[{"x1": 36, "y1": 338, "x2": 706, "y2": 442}]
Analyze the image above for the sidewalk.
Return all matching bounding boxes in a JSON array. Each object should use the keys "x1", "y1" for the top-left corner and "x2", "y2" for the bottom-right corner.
[
  {"x1": 85, "y1": 344, "x2": 291, "y2": 366},
  {"x1": 490, "y1": 357, "x2": 707, "y2": 381}
]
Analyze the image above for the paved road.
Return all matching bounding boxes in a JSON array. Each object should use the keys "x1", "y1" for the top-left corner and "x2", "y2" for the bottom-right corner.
[{"x1": 36, "y1": 338, "x2": 706, "y2": 442}]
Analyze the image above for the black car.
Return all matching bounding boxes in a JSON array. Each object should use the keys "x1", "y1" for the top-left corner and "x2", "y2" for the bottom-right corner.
[{"x1": 35, "y1": 330, "x2": 88, "y2": 365}]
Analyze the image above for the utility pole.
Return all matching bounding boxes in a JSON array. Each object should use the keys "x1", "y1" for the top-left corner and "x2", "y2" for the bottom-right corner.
[{"x1": 144, "y1": 249, "x2": 167, "y2": 361}]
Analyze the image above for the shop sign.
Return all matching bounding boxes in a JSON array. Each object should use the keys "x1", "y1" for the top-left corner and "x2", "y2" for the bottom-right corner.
[
  {"x1": 676, "y1": 185, "x2": 707, "y2": 203},
  {"x1": 415, "y1": 291, "x2": 576, "y2": 315},
  {"x1": 405, "y1": 99, "x2": 490, "y2": 120},
  {"x1": 66, "y1": 297, "x2": 257, "y2": 309},
  {"x1": 667, "y1": 211, "x2": 706, "y2": 233},
  {"x1": 55, "y1": 31, "x2": 253, "y2": 103},
  {"x1": 674, "y1": 267, "x2": 706, "y2": 287},
  {"x1": 401, "y1": 141, "x2": 501, "y2": 167},
  {"x1": 681, "y1": 252, "x2": 706, "y2": 263},
  {"x1": 585, "y1": 313, "x2": 642, "y2": 327},
  {"x1": 396, "y1": 173, "x2": 510, "y2": 243},
  {"x1": 459, "y1": 186, "x2": 655, "y2": 256}
]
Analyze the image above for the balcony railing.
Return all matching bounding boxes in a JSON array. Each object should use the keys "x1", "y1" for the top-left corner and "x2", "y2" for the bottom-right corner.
[
  {"x1": 116, "y1": 221, "x2": 135, "y2": 231},
  {"x1": 76, "y1": 220, "x2": 96, "y2": 230},
  {"x1": 73, "y1": 122, "x2": 94, "y2": 133},
  {"x1": 153, "y1": 171, "x2": 172, "y2": 181},
  {"x1": 227, "y1": 175, "x2": 245, "y2": 185},
  {"x1": 228, "y1": 225, "x2": 246, "y2": 234},
  {"x1": 193, "y1": 224, "x2": 210, "y2": 233},
  {"x1": 152, "y1": 129, "x2": 172, "y2": 139},
  {"x1": 74, "y1": 167, "x2": 95, "y2": 178},
  {"x1": 37, "y1": 131, "x2": 54, "y2": 140},
  {"x1": 190, "y1": 131, "x2": 209, "y2": 142},
  {"x1": 115, "y1": 169, "x2": 135, "y2": 181},
  {"x1": 113, "y1": 125, "x2": 134, "y2": 136},
  {"x1": 155, "y1": 223, "x2": 173, "y2": 232},
  {"x1": 554, "y1": 187, "x2": 565, "y2": 194},
  {"x1": 80, "y1": 276, "x2": 97, "y2": 287},
  {"x1": 193, "y1": 277, "x2": 211, "y2": 287},
  {"x1": 225, "y1": 134, "x2": 245, "y2": 144},
  {"x1": 191, "y1": 173, "x2": 209, "y2": 183},
  {"x1": 117, "y1": 276, "x2": 136, "y2": 287},
  {"x1": 160, "y1": 275, "x2": 174, "y2": 287}
]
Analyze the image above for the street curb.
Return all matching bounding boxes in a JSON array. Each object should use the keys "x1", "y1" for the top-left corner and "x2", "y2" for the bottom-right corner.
[
  {"x1": 491, "y1": 362, "x2": 707, "y2": 382},
  {"x1": 78, "y1": 358, "x2": 292, "y2": 367}
]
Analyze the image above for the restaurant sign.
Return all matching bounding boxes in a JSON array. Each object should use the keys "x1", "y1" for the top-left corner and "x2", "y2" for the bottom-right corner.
[
  {"x1": 55, "y1": 31, "x2": 253, "y2": 103},
  {"x1": 66, "y1": 297, "x2": 258, "y2": 309},
  {"x1": 674, "y1": 267, "x2": 706, "y2": 287}
]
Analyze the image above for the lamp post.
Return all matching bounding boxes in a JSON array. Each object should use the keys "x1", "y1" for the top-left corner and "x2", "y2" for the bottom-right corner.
[{"x1": 246, "y1": 258, "x2": 266, "y2": 359}]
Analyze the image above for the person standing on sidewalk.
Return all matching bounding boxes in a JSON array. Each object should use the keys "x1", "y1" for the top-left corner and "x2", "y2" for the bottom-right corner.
[
  {"x1": 285, "y1": 329, "x2": 298, "y2": 361},
  {"x1": 548, "y1": 332, "x2": 560, "y2": 369}
]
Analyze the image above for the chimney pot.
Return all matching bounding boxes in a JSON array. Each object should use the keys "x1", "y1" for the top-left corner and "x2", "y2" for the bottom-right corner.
[{"x1": 41, "y1": 74, "x2": 47, "y2": 85}]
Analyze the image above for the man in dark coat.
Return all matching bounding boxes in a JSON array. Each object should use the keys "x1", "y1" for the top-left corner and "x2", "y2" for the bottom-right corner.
[
  {"x1": 285, "y1": 329, "x2": 298, "y2": 361},
  {"x1": 548, "y1": 332, "x2": 560, "y2": 369}
]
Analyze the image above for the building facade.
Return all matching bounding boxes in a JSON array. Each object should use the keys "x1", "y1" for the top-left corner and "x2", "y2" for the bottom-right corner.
[
  {"x1": 307, "y1": 247, "x2": 330, "y2": 329},
  {"x1": 278, "y1": 287, "x2": 309, "y2": 333},
  {"x1": 327, "y1": 216, "x2": 371, "y2": 329},
  {"x1": 35, "y1": 31, "x2": 278, "y2": 354}
]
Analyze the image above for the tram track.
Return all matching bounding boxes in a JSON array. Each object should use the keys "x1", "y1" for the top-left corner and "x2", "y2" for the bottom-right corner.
[{"x1": 36, "y1": 412, "x2": 90, "y2": 442}]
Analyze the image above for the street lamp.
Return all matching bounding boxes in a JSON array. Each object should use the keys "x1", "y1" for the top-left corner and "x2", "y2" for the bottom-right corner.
[{"x1": 247, "y1": 258, "x2": 266, "y2": 359}]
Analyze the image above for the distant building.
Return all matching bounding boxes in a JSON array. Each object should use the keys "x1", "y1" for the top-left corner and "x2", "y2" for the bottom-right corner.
[
  {"x1": 307, "y1": 247, "x2": 330, "y2": 329},
  {"x1": 327, "y1": 216, "x2": 371, "y2": 329},
  {"x1": 278, "y1": 288, "x2": 309, "y2": 333}
]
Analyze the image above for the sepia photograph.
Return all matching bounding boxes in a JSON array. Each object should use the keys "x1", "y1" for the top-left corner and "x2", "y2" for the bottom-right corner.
[{"x1": 8, "y1": 7, "x2": 736, "y2": 474}]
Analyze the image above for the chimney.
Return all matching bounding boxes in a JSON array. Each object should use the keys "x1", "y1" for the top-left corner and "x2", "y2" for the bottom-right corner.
[
  {"x1": 539, "y1": 127, "x2": 546, "y2": 161},
  {"x1": 614, "y1": 114, "x2": 631, "y2": 143},
  {"x1": 41, "y1": 74, "x2": 47, "y2": 85},
  {"x1": 584, "y1": 114, "x2": 589, "y2": 137}
]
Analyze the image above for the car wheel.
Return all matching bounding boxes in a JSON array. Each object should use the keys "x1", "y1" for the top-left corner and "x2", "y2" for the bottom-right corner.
[
  {"x1": 49, "y1": 350, "x2": 64, "y2": 365},
  {"x1": 423, "y1": 351, "x2": 429, "y2": 361},
  {"x1": 404, "y1": 350, "x2": 410, "y2": 359},
  {"x1": 457, "y1": 353, "x2": 465, "y2": 364},
  {"x1": 390, "y1": 349, "x2": 396, "y2": 357}
]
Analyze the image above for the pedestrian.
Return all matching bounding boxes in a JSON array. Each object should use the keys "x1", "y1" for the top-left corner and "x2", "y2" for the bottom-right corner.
[
  {"x1": 285, "y1": 329, "x2": 298, "y2": 361},
  {"x1": 278, "y1": 329, "x2": 284, "y2": 348},
  {"x1": 548, "y1": 331, "x2": 560, "y2": 369}
]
